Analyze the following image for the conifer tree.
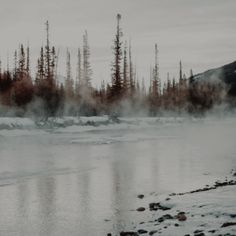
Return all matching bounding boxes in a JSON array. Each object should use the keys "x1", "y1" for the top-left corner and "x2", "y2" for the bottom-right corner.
[
  {"x1": 45, "y1": 20, "x2": 51, "y2": 82},
  {"x1": 13, "y1": 50, "x2": 17, "y2": 80},
  {"x1": 129, "y1": 41, "x2": 135, "y2": 96},
  {"x1": 76, "y1": 48, "x2": 82, "y2": 87},
  {"x1": 0, "y1": 60, "x2": 1, "y2": 79},
  {"x1": 83, "y1": 31, "x2": 92, "y2": 88},
  {"x1": 141, "y1": 78, "x2": 146, "y2": 96},
  {"x1": 123, "y1": 41, "x2": 128, "y2": 96},
  {"x1": 18, "y1": 44, "x2": 26, "y2": 79},
  {"x1": 111, "y1": 14, "x2": 123, "y2": 101},
  {"x1": 152, "y1": 44, "x2": 160, "y2": 98},
  {"x1": 65, "y1": 49, "x2": 74, "y2": 99},
  {"x1": 26, "y1": 44, "x2": 30, "y2": 73}
]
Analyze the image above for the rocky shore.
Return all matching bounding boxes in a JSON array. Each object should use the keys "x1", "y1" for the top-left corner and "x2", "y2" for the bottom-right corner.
[{"x1": 107, "y1": 170, "x2": 236, "y2": 236}]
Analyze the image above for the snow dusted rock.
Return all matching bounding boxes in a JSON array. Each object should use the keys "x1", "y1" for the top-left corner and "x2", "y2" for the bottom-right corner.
[
  {"x1": 157, "y1": 214, "x2": 174, "y2": 222},
  {"x1": 193, "y1": 230, "x2": 205, "y2": 236},
  {"x1": 137, "y1": 194, "x2": 145, "y2": 199},
  {"x1": 149, "y1": 202, "x2": 172, "y2": 211},
  {"x1": 221, "y1": 222, "x2": 236, "y2": 228},
  {"x1": 176, "y1": 212, "x2": 187, "y2": 221},
  {"x1": 149, "y1": 230, "x2": 158, "y2": 235},
  {"x1": 120, "y1": 232, "x2": 138, "y2": 236},
  {"x1": 136, "y1": 207, "x2": 145, "y2": 212},
  {"x1": 137, "y1": 229, "x2": 148, "y2": 234}
]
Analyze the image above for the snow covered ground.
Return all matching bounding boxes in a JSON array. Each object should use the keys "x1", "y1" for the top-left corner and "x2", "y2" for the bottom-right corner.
[{"x1": 0, "y1": 116, "x2": 235, "y2": 235}]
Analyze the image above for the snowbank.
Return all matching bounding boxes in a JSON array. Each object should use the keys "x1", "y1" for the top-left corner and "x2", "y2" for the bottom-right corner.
[{"x1": 0, "y1": 117, "x2": 35, "y2": 130}]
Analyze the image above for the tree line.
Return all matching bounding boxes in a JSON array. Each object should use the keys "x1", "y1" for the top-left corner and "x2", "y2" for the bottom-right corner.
[{"x1": 0, "y1": 15, "x2": 229, "y2": 117}]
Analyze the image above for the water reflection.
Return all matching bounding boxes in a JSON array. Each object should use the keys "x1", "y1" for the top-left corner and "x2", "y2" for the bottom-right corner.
[{"x1": 37, "y1": 176, "x2": 56, "y2": 236}]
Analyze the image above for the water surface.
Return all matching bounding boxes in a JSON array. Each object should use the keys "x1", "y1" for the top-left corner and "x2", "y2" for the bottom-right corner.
[{"x1": 0, "y1": 118, "x2": 235, "y2": 235}]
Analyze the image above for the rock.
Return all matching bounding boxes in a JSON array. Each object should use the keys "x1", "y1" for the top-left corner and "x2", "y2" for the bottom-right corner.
[
  {"x1": 137, "y1": 194, "x2": 144, "y2": 199},
  {"x1": 149, "y1": 230, "x2": 158, "y2": 235},
  {"x1": 221, "y1": 222, "x2": 236, "y2": 227},
  {"x1": 107, "y1": 234, "x2": 112, "y2": 236},
  {"x1": 120, "y1": 232, "x2": 138, "y2": 236},
  {"x1": 149, "y1": 202, "x2": 171, "y2": 211},
  {"x1": 137, "y1": 229, "x2": 148, "y2": 234},
  {"x1": 157, "y1": 214, "x2": 174, "y2": 222},
  {"x1": 174, "y1": 223, "x2": 179, "y2": 227},
  {"x1": 194, "y1": 230, "x2": 205, "y2": 236},
  {"x1": 176, "y1": 212, "x2": 187, "y2": 221},
  {"x1": 208, "y1": 230, "x2": 216, "y2": 233},
  {"x1": 136, "y1": 207, "x2": 145, "y2": 212}
]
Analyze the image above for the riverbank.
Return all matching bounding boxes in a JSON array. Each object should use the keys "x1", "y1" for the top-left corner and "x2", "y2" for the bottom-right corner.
[{"x1": 108, "y1": 171, "x2": 236, "y2": 236}]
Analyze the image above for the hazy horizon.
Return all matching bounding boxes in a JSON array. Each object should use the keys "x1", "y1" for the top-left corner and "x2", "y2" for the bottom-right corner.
[{"x1": 0, "y1": 0, "x2": 236, "y2": 86}]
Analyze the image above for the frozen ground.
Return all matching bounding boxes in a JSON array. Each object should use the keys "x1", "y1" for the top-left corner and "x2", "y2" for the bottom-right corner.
[{"x1": 0, "y1": 116, "x2": 235, "y2": 235}]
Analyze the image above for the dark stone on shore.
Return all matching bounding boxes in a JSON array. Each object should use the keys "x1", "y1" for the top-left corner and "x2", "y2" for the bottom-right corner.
[
  {"x1": 208, "y1": 230, "x2": 216, "y2": 233},
  {"x1": 157, "y1": 214, "x2": 174, "y2": 222},
  {"x1": 137, "y1": 194, "x2": 145, "y2": 199},
  {"x1": 165, "y1": 197, "x2": 170, "y2": 201},
  {"x1": 174, "y1": 223, "x2": 179, "y2": 227},
  {"x1": 149, "y1": 230, "x2": 158, "y2": 235},
  {"x1": 169, "y1": 179, "x2": 236, "y2": 197},
  {"x1": 176, "y1": 212, "x2": 187, "y2": 221},
  {"x1": 229, "y1": 214, "x2": 236, "y2": 218},
  {"x1": 136, "y1": 207, "x2": 145, "y2": 212},
  {"x1": 107, "y1": 234, "x2": 112, "y2": 236},
  {"x1": 194, "y1": 230, "x2": 205, "y2": 236},
  {"x1": 214, "y1": 180, "x2": 236, "y2": 188},
  {"x1": 221, "y1": 222, "x2": 236, "y2": 227},
  {"x1": 137, "y1": 229, "x2": 148, "y2": 234},
  {"x1": 120, "y1": 232, "x2": 138, "y2": 236},
  {"x1": 149, "y1": 202, "x2": 171, "y2": 211}
]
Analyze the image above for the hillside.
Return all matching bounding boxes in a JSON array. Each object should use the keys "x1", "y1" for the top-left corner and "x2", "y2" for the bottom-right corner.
[{"x1": 193, "y1": 61, "x2": 236, "y2": 96}]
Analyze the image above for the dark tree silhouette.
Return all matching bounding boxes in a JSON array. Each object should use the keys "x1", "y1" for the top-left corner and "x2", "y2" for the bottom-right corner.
[{"x1": 110, "y1": 14, "x2": 123, "y2": 102}]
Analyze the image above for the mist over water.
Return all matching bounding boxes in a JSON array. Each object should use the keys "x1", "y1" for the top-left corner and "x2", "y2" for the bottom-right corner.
[{"x1": 0, "y1": 117, "x2": 235, "y2": 235}]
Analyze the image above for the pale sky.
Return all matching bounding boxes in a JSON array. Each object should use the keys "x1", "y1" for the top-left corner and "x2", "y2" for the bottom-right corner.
[{"x1": 0, "y1": 0, "x2": 236, "y2": 86}]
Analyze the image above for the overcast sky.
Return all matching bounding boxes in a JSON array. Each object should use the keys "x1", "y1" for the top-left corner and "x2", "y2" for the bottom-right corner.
[{"x1": 0, "y1": 0, "x2": 236, "y2": 86}]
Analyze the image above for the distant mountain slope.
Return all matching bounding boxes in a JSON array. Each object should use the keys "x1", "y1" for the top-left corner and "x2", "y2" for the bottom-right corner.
[{"x1": 193, "y1": 61, "x2": 236, "y2": 96}]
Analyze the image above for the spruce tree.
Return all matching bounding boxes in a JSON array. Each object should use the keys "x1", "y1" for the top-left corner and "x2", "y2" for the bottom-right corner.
[
  {"x1": 111, "y1": 14, "x2": 123, "y2": 101},
  {"x1": 83, "y1": 31, "x2": 92, "y2": 88}
]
